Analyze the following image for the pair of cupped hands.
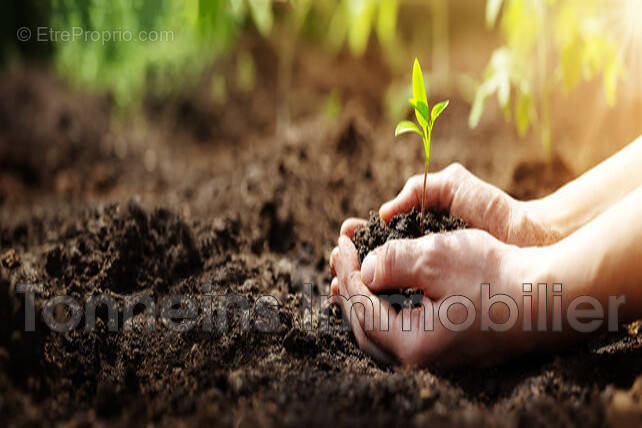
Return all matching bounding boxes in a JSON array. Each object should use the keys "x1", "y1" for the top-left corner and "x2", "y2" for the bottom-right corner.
[{"x1": 329, "y1": 163, "x2": 560, "y2": 368}]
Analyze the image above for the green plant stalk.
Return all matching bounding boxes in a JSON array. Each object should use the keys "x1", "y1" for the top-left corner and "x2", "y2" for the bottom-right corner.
[{"x1": 420, "y1": 126, "x2": 431, "y2": 235}]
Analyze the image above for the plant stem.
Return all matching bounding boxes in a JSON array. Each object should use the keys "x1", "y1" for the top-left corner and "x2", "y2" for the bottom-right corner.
[{"x1": 421, "y1": 162, "x2": 427, "y2": 235}]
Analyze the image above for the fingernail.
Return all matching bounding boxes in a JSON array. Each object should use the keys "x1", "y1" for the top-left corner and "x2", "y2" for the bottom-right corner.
[{"x1": 361, "y1": 252, "x2": 375, "y2": 286}]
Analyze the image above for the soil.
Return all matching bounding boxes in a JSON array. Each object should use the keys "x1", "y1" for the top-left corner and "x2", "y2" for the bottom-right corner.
[
  {"x1": 1, "y1": 37, "x2": 642, "y2": 427},
  {"x1": 352, "y1": 208, "x2": 466, "y2": 307},
  {"x1": 353, "y1": 208, "x2": 467, "y2": 263}
]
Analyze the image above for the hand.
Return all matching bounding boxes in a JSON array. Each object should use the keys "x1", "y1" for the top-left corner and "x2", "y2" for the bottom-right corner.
[
  {"x1": 377, "y1": 163, "x2": 561, "y2": 247},
  {"x1": 329, "y1": 231, "x2": 562, "y2": 368}
]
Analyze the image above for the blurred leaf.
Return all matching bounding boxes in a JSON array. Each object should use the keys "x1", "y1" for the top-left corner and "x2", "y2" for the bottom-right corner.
[
  {"x1": 490, "y1": 49, "x2": 511, "y2": 112},
  {"x1": 501, "y1": 0, "x2": 536, "y2": 57},
  {"x1": 248, "y1": 0, "x2": 273, "y2": 37},
  {"x1": 347, "y1": 0, "x2": 375, "y2": 55},
  {"x1": 229, "y1": 0, "x2": 245, "y2": 19},
  {"x1": 292, "y1": 0, "x2": 313, "y2": 30},
  {"x1": 486, "y1": 0, "x2": 503, "y2": 28},
  {"x1": 376, "y1": 0, "x2": 397, "y2": 48},
  {"x1": 395, "y1": 120, "x2": 423, "y2": 138},
  {"x1": 431, "y1": 100, "x2": 449, "y2": 123},
  {"x1": 475, "y1": 0, "x2": 624, "y2": 157},
  {"x1": 604, "y1": 60, "x2": 622, "y2": 107},
  {"x1": 50, "y1": 0, "x2": 242, "y2": 108},
  {"x1": 469, "y1": 87, "x2": 487, "y2": 128},
  {"x1": 185, "y1": 0, "x2": 199, "y2": 26},
  {"x1": 559, "y1": 37, "x2": 582, "y2": 91},
  {"x1": 514, "y1": 87, "x2": 531, "y2": 136},
  {"x1": 540, "y1": 122, "x2": 552, "y2": 160},
  {"x1": 498, "y1": 76, "x2": 510, "y2": 111},
  {"x1": 469, "y1": 48, "x2": 511, "y2": 127},
  {"x1": 327, "y1": 1, "x2": 348, "y2": 52}
]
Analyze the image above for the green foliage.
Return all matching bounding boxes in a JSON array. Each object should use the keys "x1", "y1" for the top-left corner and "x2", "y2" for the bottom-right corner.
[
  {"x1": 51, "y1": 0, "x2": 245, "y2": 108},
  {"x1": 394, "y1": 120, "x2": 423, "y2": 138},
  {"x1": 48, "y1": 0, "x2": 284, "y2": 108},
  {"x1": 395, "y1": 58, "x2": 449, "y2": 169},
  {"x1": 247, "y1": 0, "x2": 273, "y2": 36},
  {"x1": 431, "y1": 100, "x2": 449, "y2": 122},
  {"x1": 472, "y1": 0, "x2": 623, "y2": 157},
  {"x1": 412, "y1": 59, "x2": 429, "y2": 128},
  {"x1": 327, "y1": 0, "x2": 399, "y2": 56}
]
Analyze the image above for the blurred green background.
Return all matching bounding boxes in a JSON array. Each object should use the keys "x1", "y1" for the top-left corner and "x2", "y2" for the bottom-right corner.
[{"x1": 2, "y1": 0, "x2": 640, "y2": 158}]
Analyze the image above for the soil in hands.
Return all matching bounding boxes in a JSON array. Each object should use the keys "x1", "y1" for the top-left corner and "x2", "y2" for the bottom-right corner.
[
  {"x1": 353, "y1": 207, "x2": 467, "y2": 263},
  {"x1": 352, "y1": 208, "x2": 466, "y2": 305}
]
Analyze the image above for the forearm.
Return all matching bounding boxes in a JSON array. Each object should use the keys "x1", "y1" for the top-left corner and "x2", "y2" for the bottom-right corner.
[
  {"x1": 547, "y1": 185, "x2": 642, "y2": 322},
  {"x1": 526, "y1": 135, "x2": 642, "y2": 238}
]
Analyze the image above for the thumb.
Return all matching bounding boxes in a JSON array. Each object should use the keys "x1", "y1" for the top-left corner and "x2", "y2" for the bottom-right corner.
[{"x1": 360, "y1": 238, "x2": 436, "y2": 293}]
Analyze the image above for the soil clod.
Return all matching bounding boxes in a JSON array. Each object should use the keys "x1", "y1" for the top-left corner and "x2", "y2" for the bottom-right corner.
[{"x1": 353, "y1": 207, "x2": 467, "y2": 263}]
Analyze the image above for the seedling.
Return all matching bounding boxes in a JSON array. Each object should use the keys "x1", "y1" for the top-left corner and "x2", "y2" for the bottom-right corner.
[{"x1": 395, "y1": 58, "x2": 449, "y2": 234}]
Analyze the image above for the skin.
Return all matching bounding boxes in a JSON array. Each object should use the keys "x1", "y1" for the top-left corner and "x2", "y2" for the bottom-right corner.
[{"x1": 329, "y1": 136, "x2": 642, "y2": 368}]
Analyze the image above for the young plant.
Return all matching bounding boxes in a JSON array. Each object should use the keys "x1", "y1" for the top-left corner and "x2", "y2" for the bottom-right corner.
[{"x1": 394, "y1": 58, "x2": 449, "y2": 234}]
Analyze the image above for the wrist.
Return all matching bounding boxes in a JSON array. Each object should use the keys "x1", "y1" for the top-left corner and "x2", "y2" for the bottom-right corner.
[
  {"x1": 519, "y1": 197, "x2": 573, "y2": 243},
  {"x1": 501, "y1": 243, "x2": 592, "y2": 350}
]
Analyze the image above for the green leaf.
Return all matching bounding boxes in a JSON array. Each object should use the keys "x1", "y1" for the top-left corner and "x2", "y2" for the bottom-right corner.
[
  {"x1": 412, "y1": 58, "x2": 428, "y2": 127},
  {"x1": 560, "y1": 38, "x2": 582, "y2": 92},
  {"x1": 248, "y1": 0, "x2": 273, "y2": 37},
  {"x1": 468, "y1": 87, "x2": 488, "y2": 128},
  {"x1": 486, "y1": 0, "x2": 503, "y2": 28},
  {"x1": 603, "y1": 59, "x2": 621, "y2": 107},
  {"x1": 394, "y1": 120, "x2": 424, "y2": 138},
  {"x1": 348, "y1": 0, "x2": 375, "y2": 56},
  {"x1": 376, "y1": 0, "x2": 398, "y2": 48},
  {"x1": 515, "y1": 89, "x2": 532, "y2": 136},
  {"x1": 408, "y1": 99, "x2": 430, "y2": 128},
  {"x1": 327, "y1": 1, "x2": 348, "y2": 52},
  {"x1": 431, "y1": 100, "x2": 449, "y2": 122},
  {"x1": 229, "y1": 0, "x2": 245, "y2": 19}
]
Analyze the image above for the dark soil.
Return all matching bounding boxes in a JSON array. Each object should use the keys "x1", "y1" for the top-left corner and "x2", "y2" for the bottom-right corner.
[
  {"x1": 352, "y1": 208, "x2": 466, "y2": 307},
  {"x1": 353, "y1": 208, "x2": 467, "y2": 263},
  {"x1": 1, "y1": 40, "x2": 642, "y2": 427}
]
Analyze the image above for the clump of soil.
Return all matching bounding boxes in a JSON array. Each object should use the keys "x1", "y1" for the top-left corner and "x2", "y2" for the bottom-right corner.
[
  {"x1": 353, "y1": 207, "x2": 467, "y2": 263},
  {"x1": 352, "y1": 208, "x2": 466, "y2": 306}
]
